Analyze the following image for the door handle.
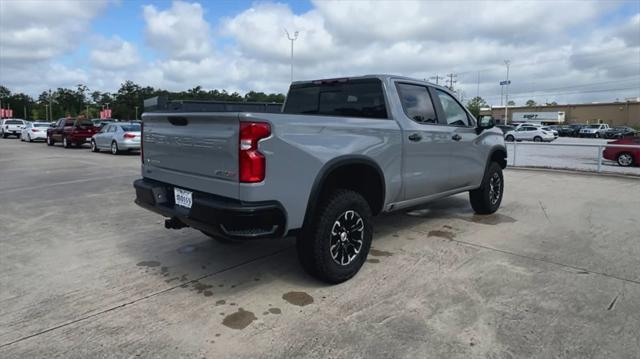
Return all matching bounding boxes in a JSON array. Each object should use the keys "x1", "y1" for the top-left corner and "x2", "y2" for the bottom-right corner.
[
  {"x1": 408, "y1": 133, "x2": 422, "y2": 142},
  {"x1": 452, "y1": 134, "x2": 462, "y2": 141}
]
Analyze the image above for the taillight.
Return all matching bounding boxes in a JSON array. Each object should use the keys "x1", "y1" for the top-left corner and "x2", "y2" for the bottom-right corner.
[
  {"x1": 31, "y1": 129, "x2": 38, "y2": 132},
  {"x1": 123, "y1": 132, "x2": 136, "y2": 139},
  {"x1": 239, "y1": 121, "x2": 270, "y2": 183}
]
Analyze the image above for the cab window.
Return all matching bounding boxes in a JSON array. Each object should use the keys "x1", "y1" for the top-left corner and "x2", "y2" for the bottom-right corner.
[
  {"x1": 434, "y1": 89, "x2": 471, "y2": 127},
  {"x1": 396, "y1": 83, "x2": 437, "y2": 124}
]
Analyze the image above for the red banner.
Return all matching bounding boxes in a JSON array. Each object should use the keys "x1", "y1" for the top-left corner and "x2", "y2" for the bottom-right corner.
[
  {"x1": 0, "y1": 109, "x2": 4, "y2": 118},
  {"x1": 104, "y1": 109, "x2": 112, "y2": 118},
  {"x1": 7, "y1": 109, "x2": 13, "y2": 118}
]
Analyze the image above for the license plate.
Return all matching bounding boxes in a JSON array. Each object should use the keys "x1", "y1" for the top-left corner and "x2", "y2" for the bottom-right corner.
[
  {"x1": 174, "y1": 188, "x2": 193, "y2": 208},
  {"x1": 86, "y1": 137, "x2": 92, "y2": 141}
]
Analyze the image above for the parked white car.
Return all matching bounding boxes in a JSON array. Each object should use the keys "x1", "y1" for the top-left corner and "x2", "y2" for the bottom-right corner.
[
  {"x1": 1, "y1": 119, "x2": 26, "y2": 138},
  {"x1": 579, "y1": 124, "x2": 610, "y2": 138},
  {"x1": 505, "y1": 126, "x2": 556, "y2": 142},
  {"x1": 20, "y1": 122, "x2": 50, "y2": 142}
]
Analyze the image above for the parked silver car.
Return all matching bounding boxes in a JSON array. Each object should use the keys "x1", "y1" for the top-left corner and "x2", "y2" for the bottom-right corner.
[{"x1": 90, "y1": 122, "x2": 141, "y2": 155}]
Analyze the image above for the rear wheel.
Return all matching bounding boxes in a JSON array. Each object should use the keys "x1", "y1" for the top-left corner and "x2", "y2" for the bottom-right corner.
[
  {"x1": 47, "y1": 135, "x2": 54, "y2": 146},
  {"x1": 469, "y1": 162, "x2": 504, "y2": 214},
  {"x1": 111, "y1": 141, "x2": 119, "y2": 155},
  {"x1": 28, "y1": 134, "x2": 33, "y2": 142},
  {"x1": 595, "y1": 132, "x2": 600, "y2": 138},
  {"x1": 505, "y1": 135, "x2": 514, "y2": 142},
  {"x1": 297, "y1": 189, "x2": 373, "y2": 284},
  {"x1": 91, "y1": 140, "x2": 99, "y2": 152},
  {"x1": 617, "y1": 153, "x2": 634, "y2": 167},
  {"x1": 533, "y1": 136, "x2": 542, "y2": 142}
]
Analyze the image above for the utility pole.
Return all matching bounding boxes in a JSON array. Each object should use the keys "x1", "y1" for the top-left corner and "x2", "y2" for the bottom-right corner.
[
  {"x1": 429, "y1": 74, "x2": 443, "y2": 85},
  {"x1": 24, "y1": 105, "x2": 27, "y2": 120},
  {"x1": 504, "y1": 60, "x2": 510, "y2": 124},
  {"x1": 48, "y1": 89, "x2": 54, "y2": 122},
  {"x1": 446, "y1": 73, "x2": 457, "y2": 91},
  {"x1": 45, "y1": 104, "x2": 49, "y2": 121},
  {"x1": 135, "y1": 106, "x2": 139, "y2": 120},
  {"x1": 284, "y1": 29, "x2": 299, "y2": 83}
]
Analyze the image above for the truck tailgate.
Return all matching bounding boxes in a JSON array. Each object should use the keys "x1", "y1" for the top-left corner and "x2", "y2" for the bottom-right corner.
[{"x1": 142, "y1": 113, "x2": 239, "y2": 199}]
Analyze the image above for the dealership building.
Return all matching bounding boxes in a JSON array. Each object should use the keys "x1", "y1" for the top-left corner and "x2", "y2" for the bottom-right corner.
[{"x1": 480, "y1": 99, "x2": 639, "y2": 127}]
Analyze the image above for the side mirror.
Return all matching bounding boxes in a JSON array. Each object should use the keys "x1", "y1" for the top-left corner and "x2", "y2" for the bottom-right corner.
[{"x1": 477, "y1": 117, "x2": 495, "y2": 133}]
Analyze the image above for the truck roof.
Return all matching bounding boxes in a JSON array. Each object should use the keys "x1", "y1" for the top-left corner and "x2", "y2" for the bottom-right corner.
[{"x1": 291, "y1": 74, "x2": 452, "y2": 92}]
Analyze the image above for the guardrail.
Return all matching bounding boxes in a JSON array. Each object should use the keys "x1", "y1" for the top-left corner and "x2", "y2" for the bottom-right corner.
[{"x1": 506, "y1": 141, "x2": 640, "y2": 173}]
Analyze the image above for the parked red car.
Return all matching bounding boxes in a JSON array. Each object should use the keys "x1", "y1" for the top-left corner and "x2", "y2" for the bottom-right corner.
[
  {"x1": 603, "y1": 137, "x2": 640, "y2": 167},
  {"x1": 47, "y1": 117, "x2": 99, "y2": 148}
]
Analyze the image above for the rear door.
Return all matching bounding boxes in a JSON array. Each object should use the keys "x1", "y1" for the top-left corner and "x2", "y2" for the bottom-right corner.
[
  {"x1": 142, "y1": 113, "x2": 240, "y2": 199},
  {"x1": 431, "y1": 88, "x2": 485, "y2": 189},
  {"x1": 395, "y1": 82, "x2": 454, "y2": 199}
]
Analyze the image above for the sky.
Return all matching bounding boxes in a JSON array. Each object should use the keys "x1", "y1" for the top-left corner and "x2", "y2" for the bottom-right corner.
[{"x1": 0, "y1": 0, "x2": 639, "y2": 106}]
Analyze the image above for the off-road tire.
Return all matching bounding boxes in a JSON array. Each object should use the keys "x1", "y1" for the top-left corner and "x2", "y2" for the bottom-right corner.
[
  {"x1": 469, "y1": 162, "x2": 504, "y2": 214},
  {"x1": 296, "y1": 189, "x2": 373, "y2": 284}
]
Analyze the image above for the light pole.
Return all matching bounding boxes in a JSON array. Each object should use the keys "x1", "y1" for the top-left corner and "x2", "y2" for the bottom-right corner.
[
  {"x1": 284, "y1": 29, "x2": 299, "y2": 83},
  {"x1": 504, "y1": 60, "x2": 510, "y2": 124},
  {"x1": 135, "y1": 106, "x2": 139, "y2": 120}
]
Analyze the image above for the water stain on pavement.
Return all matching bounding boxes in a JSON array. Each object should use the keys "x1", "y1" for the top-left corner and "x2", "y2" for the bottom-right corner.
[
  {"x1": 136, "y1": 261, "x2": 161, "y2": 268},
  {"x1": 465, "y1": 214, "x2": 516, "y2": 225},
  {"x1": 369, "y1": 249, "x2": 393, "y2": 257},
  {"x1": 215, "y1": 300, "x2": 226, "y2": 306},
  {"x1": 367, "y1": 258, "x2": 380, "y2": 263},
  {"x1": 427, "y1": 230, "x2": 456, "y2": 240},
  {"x1": 222, "y1": 308, "x2": 257, "y2": 330},
  {"x1": 192, "y1": 281, "x2": 213, "y2": 294},
  {"x1": 268, "y1": 308, "x2": 281, "y2": 314},
  {"x1": 283, "y1": 291, "x2": 314, "y2": 306},
  {"x1": 160, "y1": 266, "x2": 169, "y2": 276}
]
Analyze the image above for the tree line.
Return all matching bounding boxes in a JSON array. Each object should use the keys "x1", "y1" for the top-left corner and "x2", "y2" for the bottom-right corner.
[{"x1": 0, "y1": 81, "x2": 286, "y2": 121}]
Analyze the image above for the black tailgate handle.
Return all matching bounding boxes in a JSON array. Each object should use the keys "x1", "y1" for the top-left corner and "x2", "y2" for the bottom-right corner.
[{"x1": 168, "y1": 117, "x2": 188, "y2": 126}]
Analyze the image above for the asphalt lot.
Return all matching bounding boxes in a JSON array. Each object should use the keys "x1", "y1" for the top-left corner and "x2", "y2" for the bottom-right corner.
[
  {"x1": 1, "y1": 138, "x2": 640, "y2": 358},
  {"x1": 507, "y1": 137, "x2": 640, "y2": 176}
]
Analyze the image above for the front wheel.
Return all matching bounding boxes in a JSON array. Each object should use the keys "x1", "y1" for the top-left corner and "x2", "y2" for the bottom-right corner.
[
  {"x1": 47, "y1": 136, "x2": 54, "y2": 146},
  {"x1": 505, "y1": 135, "x2": 514, "y2": 142},
  {"x1": 469, "y1": 162, "x2": 504, "y2": 214},
  {"x1": 91, "y1": 140, "x2": 100, "y2": 152},
  {"x1": 297, "y1": 189, "x2": 373, "y2": 284},
  {"x1": 533, "y1": 136, "x2": 542, "y2": 142},
  {"x1": 28, "y1": 134, "x2": 33, "y2": 142},
  {"x1": 617, "y1": 153, "x2": 634, "y2": 167},
  {"x1": 595, "y1": 133, "x2": 600, "y2": 138},
  {"x1": 63, "y1": 137, "x2": 71, "y2": 148}
]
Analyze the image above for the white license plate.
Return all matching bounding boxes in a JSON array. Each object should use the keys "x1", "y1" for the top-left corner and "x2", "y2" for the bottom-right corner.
[{"x1": 174, "y1": 188, "x2": 193, "y2": 208}]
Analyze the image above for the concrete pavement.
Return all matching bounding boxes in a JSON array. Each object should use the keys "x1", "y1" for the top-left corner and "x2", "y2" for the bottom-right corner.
[{"x1": 1, "y1": 138, "x2": 639, "y2": 358}]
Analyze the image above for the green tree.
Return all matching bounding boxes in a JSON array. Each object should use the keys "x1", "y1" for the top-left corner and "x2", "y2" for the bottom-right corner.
[
  {"x1": 466, "y1": 96, "x2": 488, "y2": 118},
  {"x1": 525, "y1": 99, "x2": 536, "y2": 107},
  {"x1": 507, "y1": 100, "x2": 515, "y2": 106}
]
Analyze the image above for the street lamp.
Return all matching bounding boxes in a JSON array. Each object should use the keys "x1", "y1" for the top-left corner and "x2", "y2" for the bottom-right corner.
[
  {"x1": 284, "y1": 29, "x2": 299, "y2": 83},
  {"x1": 504, "y1": 60, "x2": 510, "y2": 124}
]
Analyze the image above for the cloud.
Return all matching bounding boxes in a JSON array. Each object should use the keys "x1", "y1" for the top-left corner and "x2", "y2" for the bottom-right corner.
[
  {"x1": 142, "y1": 1, "x2": 213, "y2": 61},
  {"x1": 0, "y1": 0, "x2": 108, "y2": 65},
  {"x1": 90, "y1": 37, "x2": 141, "y2": 70}
]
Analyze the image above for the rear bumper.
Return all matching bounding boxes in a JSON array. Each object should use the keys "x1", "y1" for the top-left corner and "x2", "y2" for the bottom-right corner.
[
  {"x1": 69, "y1": 134, "x2": 93, "y2": 142},
  {"x1": 133, "y1": 178, "x2": 287, "y2": 240}
]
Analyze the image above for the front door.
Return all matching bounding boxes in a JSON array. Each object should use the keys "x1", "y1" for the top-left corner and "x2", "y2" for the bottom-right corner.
[
  {"x1": 431, "y1": 88, "x2": 485, "y2": 189},
  {"x1": 396, "y1": 82, "x2": 455, "y2": 200}
]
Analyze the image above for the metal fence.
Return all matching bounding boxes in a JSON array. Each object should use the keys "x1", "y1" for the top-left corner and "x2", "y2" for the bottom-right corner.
[{"x1": 506, "y1": 141, "x2": 640, "y2": 175}]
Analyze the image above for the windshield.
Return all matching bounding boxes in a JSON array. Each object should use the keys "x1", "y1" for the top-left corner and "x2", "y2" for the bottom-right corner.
[
  {"x1": 5, "y1": 120, "x2": 23, "y2": 125},
  {"x1": 283, "y1": 78, "x2": 387, "y2": 119}
]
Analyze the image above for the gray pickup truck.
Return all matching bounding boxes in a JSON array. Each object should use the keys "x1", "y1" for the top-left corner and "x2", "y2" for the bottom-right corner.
[{"x1": 134, "y1": 75, "x2": 506, "y2": 283}]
